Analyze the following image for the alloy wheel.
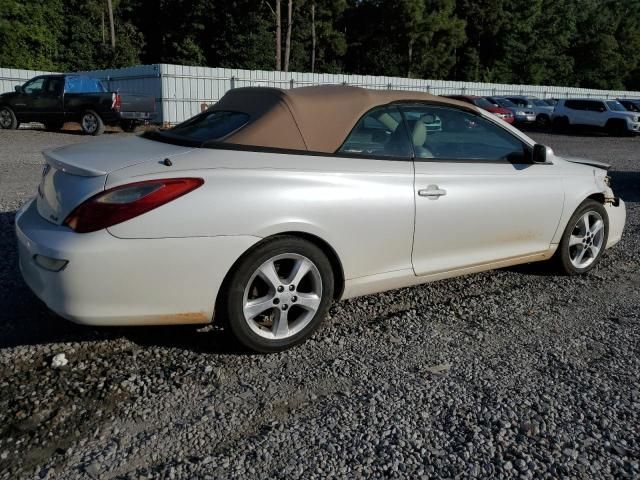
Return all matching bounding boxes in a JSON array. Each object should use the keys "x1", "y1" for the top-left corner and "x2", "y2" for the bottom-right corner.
[
  {"x1": 82, "y1": 113, "x2": 97, "y2": 133},
  {"x1": 568, "y1": 211, "x2": 605, "y2": 269},
  {"x1": 242, "y1": 253, "x2": 322, "y2": 340},
  {"x1": 0, "y1": 108, "x2": 12, "y2": 128}
]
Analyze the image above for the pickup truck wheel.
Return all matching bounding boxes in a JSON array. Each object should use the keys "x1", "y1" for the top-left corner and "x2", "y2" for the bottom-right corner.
[
  {"x1": 0, "y1": 107, "x2": 19, "y2": 130},
  {"x1": 81, "y1": 110, "x2": 105, "y2": 136}
]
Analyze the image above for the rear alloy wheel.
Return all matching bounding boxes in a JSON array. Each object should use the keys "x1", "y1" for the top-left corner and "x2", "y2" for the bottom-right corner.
[
  {"x1": 0, "y1": 106, "x2": 18, "y2": 129},
  {"x1": 81, "y1": 110, "x2": 105, "y2": 135},
  {"x1": 556, "y1": 200, "x2": 608, "y2": 275},
  {"x1": 221, "y1": 237, "x2": 334, "y2": 352}
]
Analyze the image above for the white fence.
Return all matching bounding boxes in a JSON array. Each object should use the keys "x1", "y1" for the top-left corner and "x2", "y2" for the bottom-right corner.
[{"x1": 3, "y1": 63, "x2": 640, "y2": 125}]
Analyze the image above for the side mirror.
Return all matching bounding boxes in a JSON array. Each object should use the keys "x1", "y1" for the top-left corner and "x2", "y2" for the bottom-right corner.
[
  {"x1": 532, "y1": 144, "x2": 550, "y2": 164},
  {"x1": 14, "y1": 85, "x2": 22, "y2": 93}
]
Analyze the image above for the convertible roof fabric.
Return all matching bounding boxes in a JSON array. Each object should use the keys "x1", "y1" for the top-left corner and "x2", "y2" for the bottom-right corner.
[{"x1": 212, "y1": 85, "x2": 479, "y2": 153}]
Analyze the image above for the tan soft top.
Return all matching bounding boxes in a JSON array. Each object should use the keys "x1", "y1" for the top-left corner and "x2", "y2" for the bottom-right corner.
[{"x1": 212, "y1": 85, "x2": 479, "y2": 153}]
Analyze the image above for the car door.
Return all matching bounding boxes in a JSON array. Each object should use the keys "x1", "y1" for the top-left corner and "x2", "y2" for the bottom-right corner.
[
  {"x1": 12, "y1": 77, "x2": 47, "y2": 121},
  {"x1": 402, "y1": 105, "x2": 564, "y2": 276},
  {"x1": 39, "y1": 77, "x2": 65, "y2": 123}
]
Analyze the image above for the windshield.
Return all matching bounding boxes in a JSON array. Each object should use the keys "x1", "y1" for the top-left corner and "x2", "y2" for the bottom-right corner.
[
  {"x1": 606, "y1": 101, "x2": 627, "y2": 112},
  {"x1": 533, "y1": 100, "x2": 549, "y2": 107},
  {"x1": 473, "y1": 98, "x2": 495, "y2": 109},
  {"x1": 494, "y1": 98, "x2": 516, "y2": 108}
]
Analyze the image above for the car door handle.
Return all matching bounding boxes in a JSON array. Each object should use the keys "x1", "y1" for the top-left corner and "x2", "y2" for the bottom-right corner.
[{"x1": 418, "y1": 185, "x2": 447, "y2": 199}]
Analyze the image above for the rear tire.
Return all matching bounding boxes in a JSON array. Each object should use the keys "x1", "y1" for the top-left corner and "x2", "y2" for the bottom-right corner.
[
  {"x1": 0, "y1": 106, "x2": 19, "y2": 130},
  {"x1": 554, "y1": 200, "x2": 609, "y2": 275},
  {"x1": 536, "y1": 114, "x2": 550, "y2": 128},
  {"x1": 219, "y1": 236, "x2": 334, "y2": 353},
  {"x1": 80, "y1": 110, "x2": 105, "y2": 135}
]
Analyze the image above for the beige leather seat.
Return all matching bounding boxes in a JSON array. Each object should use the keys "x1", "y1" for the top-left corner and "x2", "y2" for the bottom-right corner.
[{"x1": 411, "y1": 119, "x2": 433, "y2": 158}]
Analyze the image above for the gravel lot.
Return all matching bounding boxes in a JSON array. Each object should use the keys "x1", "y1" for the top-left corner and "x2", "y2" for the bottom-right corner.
[{"x1": 0, "y1": 126, "x2": 638, "y2": 479}]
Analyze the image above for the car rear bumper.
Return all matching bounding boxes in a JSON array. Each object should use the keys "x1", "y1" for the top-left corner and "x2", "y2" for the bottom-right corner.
[
  {"x1": 605, "y1": 198, "x2": 625, "y2": 248},
  {"x1": 15, "y1": 199, "x2": 260, "y2": 326}
]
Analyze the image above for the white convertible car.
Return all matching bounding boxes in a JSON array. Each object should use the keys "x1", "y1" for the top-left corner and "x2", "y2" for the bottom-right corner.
[{"x1": 16, "y1": 86, "x2": 626, "y2": 352}]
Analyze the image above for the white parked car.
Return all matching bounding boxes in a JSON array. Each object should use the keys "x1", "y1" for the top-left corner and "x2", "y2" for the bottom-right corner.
[
  {"x1": 552, "y1": 99, "x2": 640, "y2": 135},
  {"x1": 16, "y1": 86, "x2": 626, "y2": 352}
]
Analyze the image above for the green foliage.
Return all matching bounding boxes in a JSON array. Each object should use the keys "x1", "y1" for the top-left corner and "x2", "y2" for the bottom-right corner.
[{"x1": 1, "y1": 0, "x2": 640, "y2": 90}]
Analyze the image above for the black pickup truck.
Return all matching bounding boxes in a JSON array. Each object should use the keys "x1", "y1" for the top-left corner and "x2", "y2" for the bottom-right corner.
[{"x1": 0, "y1": 74, "x2": 155, "y2": 135}]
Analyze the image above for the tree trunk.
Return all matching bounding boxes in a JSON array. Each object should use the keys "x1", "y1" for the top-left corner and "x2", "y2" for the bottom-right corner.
[
  {"x1": 275, "y1": 0, "x2": 282, "y2": 70},
  {"x1": 284, "y1": 0, "x2": 293, "y2": 73},
  {"x1": 407, "y1": 40, "x2": 413, "y2": 78},
  {"x1": 311, "y1": 1, "x2": 316, "y2": 73},
  {"x1": 106, "y1": 0, "x2": 116, "y2": 49}
]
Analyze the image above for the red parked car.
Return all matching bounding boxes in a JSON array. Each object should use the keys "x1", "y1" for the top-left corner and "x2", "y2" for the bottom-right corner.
[{"x1": 444, "y1": 95, "x2": 514, "y2": 124}]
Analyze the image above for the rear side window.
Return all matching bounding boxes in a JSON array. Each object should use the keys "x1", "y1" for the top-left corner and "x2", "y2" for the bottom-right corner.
[
  {"x1": 168, "y1": 110, "x2": 250, "y2": 142},
  {"x1": 339, "y1": 106, "x2": 412, "y2": 158},
  {"x1": 565, "y1": 100, "x2": 585, "y2": 110},
  {"x1": 64, "y1": 76, "x2": 106, "y2": 93}
]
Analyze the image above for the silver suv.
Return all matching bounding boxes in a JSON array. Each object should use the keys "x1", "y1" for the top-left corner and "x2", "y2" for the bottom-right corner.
[{"x1": 552, "y1": 99, "x2": 640, "y2": 136}]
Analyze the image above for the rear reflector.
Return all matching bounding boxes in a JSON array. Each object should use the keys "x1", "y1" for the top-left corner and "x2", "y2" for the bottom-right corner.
[
  {"x1": 64, "y1": 178, "x2": 204, "y2": 233},
  {"x1": 34, "y1": 255, "x2": 68, "y2": 272}
]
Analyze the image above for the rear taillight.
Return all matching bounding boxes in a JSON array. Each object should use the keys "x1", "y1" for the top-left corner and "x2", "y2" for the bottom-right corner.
[
  {"x1": 64, "y1": 178, "x2": 204, "y2": 233},
  {"x1": 112, "y1": 93, "x2": 122, "y2": 111}
]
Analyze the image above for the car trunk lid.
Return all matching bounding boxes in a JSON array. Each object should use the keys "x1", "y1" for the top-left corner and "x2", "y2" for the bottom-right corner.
[{"x1": 37, "y1": 135, "x2": 194, "y2": 225}]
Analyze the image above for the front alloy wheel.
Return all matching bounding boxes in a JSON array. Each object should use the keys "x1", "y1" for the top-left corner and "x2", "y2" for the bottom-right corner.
[
  {"x1": 221, "y1": 236, "x2": 334, "y2": 352},
  {"x1": 0, "y1": 107, "x2": 18, "y2": 129},
  {"x1": 556, "y1": 200, "x2": 608, "y2": 275}
]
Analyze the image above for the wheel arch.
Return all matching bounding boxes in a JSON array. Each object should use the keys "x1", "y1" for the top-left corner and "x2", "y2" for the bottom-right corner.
[{"x1": 214, "y1": 231, "x2": 345, "y2": 320}]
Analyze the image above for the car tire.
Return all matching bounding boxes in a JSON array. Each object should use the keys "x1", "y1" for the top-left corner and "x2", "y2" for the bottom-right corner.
[
  {"x1": 80, "y1": 110, "x2": 105, "y2": 135},
  {"x1": 219, "y1": 236, "x2": 335, "y2": 353},
  {"x1": 605, "y1": 119, "x2": 628, "y2": 137},
  {"x1": 44, "y1": 121, "x2": 64, "y2": 131},
  {"x1": 555, "y1": 199, "x2": 609, "y2": 275},
  {"x1": 536, "y1": 114, "x2": 550, "y2": 128},
  {"x1": 0, "y1": 106, "x2": 19, "y2": 130}
]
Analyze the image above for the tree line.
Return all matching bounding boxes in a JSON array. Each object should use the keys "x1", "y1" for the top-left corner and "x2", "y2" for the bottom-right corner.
[{"x1": 1, "y1": 0, "x2": 639, "y2": 91}]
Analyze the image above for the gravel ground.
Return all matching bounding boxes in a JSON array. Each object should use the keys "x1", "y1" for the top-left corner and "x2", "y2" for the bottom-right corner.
[{"x1": 0, "y1": 126, "x2": 638, "y2": 480}]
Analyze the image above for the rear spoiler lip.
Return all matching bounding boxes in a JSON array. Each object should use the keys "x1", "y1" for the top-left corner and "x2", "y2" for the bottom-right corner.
[{"x1": 43, "y1": 149, "x2": 106, "y2": 177}]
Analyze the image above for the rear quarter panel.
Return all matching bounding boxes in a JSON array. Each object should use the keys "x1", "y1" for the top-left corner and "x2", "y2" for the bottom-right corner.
[{"x1": 106, "y1": 149, "x2": 416, "y2": 280}]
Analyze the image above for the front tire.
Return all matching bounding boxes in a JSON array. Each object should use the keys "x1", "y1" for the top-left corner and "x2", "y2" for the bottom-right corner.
[
  {"x1": 220, "y1": 236, "x2": 334, "y2": 353},
  {"x1": 80, "y1": 110, "x2": 105, "y2": 135},
  {"x1": 0, "y1": 106, "x2": 19, "y2": 129},
  {"x1": 555, "y1": 200, "x2": 609, "y2": 275},
  {"x1": 536, "y1": 114, "x2": 550, "y2": 128}
]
